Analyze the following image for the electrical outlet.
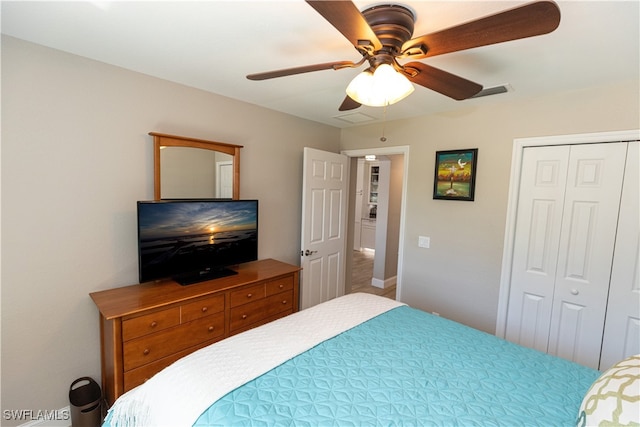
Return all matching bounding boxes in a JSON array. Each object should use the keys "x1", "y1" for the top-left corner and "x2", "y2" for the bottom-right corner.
[{"x1": 418, "y1": 236, "x2": 430, "y2": 248}]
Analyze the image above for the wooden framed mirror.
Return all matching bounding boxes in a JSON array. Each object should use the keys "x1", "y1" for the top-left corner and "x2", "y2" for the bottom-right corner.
[{"x1": 150, "y1": 132, "x2": 242, "y2": 200}]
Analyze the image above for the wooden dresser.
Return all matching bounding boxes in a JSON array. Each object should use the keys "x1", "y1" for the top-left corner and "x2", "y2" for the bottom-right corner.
[{"x1": 90, "y1": 258, "x2": 301, "y2": 406}]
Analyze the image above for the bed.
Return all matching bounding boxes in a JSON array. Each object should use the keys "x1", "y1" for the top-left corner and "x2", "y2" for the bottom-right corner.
[{"x1": 104, "y1": 293, "x2": 608, "y2": 427}]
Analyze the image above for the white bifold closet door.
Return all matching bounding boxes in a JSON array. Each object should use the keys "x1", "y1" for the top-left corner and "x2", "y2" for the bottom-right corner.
[
  {"x1": 599, "y1": 141, "x2": 639, "y2": 369},
  {"x1": 505, "y1": 142, "x2": 628, "y2": 369}
]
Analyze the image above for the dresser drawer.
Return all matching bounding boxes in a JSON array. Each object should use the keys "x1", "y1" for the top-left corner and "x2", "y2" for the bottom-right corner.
[
  {"x1": 266, "y1": 275, "x2": 294, "y2": 296},
  {"x1": 229, "y1": 299, "x2": 266, "y2": 332},
  {"x1": 123, "y1": 312, "x2": 225, "y2": 371},
  {"x1": 122, "y1": 307, "x2": 181, "y2": 341},
  {"x1": 123, "y1": 338, "x2": 220, "y2": 392},
  {"x1": 124, "y1": 349, "x2": 186, "y2": 392},
  {"x1": 264, "y1": 290, "x2": 294, "y2": 318},
  {"x1": 181, "y1": 294, "x2": 225, "y2": 323},
  {"x1": 229, "y1": 283, "x2": 265, "y2": 307}
]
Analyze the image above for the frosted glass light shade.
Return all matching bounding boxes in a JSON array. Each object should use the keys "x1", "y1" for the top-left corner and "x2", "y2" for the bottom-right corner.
[{"x1": 346, "y1": 64, "x2": 414, "y2": 107}]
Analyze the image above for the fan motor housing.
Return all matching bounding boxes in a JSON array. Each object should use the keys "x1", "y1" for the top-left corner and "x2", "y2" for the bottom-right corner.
[{"x1": 362, "y1": 4, "x2": 415, "y2": 54}]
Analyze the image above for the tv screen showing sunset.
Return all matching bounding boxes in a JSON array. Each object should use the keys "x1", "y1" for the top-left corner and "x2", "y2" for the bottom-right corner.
[{"x1": 137, "y1": 200, "x2": 258, "y2": 283}]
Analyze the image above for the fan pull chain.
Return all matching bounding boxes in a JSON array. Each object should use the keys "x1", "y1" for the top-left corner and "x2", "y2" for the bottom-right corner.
[{"x1": 380, "y1": 104, "x2": 387, "y2": 142}]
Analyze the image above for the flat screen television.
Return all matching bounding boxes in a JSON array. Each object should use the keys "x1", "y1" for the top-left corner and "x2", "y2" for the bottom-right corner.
[{"x1": 137, "y1": 199, "x2": 258, "y2": 285}]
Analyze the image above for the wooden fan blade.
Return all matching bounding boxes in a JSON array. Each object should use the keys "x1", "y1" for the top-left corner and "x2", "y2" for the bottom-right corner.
[
  {"x1": 401, "y1": 1, "x2": 561, "y2": 59},
  {"x1": 339, "y1": 96, "x2": 361, "y2": 111},
  {"x1": 306, "y1": 1, "x2": 382, "y2": 53},
  {"x1": 247, "y1": 61, "x2": 358, "y2": 80},
  {"x1": 403, "y1": 62, "x2": 482, "y2": 100}
]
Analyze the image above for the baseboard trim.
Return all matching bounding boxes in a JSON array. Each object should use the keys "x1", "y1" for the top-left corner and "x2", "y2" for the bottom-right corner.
[{"x1": 371, "y1": 276, "x2": 396, "y2": 289}]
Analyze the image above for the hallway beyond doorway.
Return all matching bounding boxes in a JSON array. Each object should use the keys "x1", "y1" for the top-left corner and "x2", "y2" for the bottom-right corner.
[{"x1": 349, "y1": 250, "x2": 396, "y2": 300}]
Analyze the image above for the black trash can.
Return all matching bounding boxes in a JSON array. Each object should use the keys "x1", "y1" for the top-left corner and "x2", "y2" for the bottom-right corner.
[{"x1": 69, "y1": 377, "x2": 103, "y2": 427}]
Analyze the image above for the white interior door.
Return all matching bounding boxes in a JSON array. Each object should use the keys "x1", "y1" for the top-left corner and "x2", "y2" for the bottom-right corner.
[
  {"x1": 300, "y1": 147, "x2": 349, "y2": 310},
  {"x1": 505, "y1": 145, "x2": 570, "y2": 352},
  {"x1": 506, "y1": 142, "x2": 628, "y2": 369},
  {"x1": 547, "y1": 142, "x2": 627, "y2": 368},
  {"x1": 216, "y1": 161, "x2": 233, "y2": 198},
  {"x1": 599, "y1": 141, "x2": 640, "y2": 370}
]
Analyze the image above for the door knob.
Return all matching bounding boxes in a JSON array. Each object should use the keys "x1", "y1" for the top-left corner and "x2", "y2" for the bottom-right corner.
[{"x1": 301, "y1": 249, "x2": 318, "y2": 256}]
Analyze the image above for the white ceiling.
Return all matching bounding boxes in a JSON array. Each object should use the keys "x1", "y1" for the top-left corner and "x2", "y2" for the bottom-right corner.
[{"x1": 2, "y1": 1, "x2": 639, "y2": 128}]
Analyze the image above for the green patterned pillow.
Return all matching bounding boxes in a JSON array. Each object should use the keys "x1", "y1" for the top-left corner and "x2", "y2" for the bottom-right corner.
[{"x1": 576, "y1": 354, "x2": 639, "y2": 427}]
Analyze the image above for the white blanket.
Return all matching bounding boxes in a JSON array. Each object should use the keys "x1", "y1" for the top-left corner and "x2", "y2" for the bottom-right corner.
[{"x1": 107, "y1": 293, "x2": 405, "y2": 427}]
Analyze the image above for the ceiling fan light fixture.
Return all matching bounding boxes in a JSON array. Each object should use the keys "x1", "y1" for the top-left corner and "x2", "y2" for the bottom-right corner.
[{"x1": 346, "y1": 63, "x2": 414, "y2": 107}]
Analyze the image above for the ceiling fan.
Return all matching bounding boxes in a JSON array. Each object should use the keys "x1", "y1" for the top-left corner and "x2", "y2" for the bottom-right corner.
[{"x1": 246, "y1": 1, "x2": 561, "y2": 111}]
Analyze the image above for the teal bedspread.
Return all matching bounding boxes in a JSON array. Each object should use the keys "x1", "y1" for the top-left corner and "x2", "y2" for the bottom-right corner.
[{"x1": 193, "y1": 306, "x2": 598, "y2": 426}]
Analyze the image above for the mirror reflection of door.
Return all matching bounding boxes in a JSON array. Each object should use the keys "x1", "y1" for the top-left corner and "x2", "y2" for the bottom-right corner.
[
  {"x1": 160, "y1": 146, "x2": 232, "y2": 199},
  {"x1": 216, "y1": 161, "x2": 233, "y2": 199}
]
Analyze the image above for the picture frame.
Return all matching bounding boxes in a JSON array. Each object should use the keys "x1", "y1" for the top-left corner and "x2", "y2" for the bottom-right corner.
[{"x1": 433, "y1": 148, "x2": 478, "y2": 201}]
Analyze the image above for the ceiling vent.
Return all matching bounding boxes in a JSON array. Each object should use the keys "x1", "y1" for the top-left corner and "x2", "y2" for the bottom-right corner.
[{"x1": 333, "y1": 112, "x2": 377, "y2": 124}]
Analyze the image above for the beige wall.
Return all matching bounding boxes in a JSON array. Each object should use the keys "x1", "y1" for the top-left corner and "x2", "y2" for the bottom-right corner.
[
  {"x1": 384, "y1": 154, "x2": 403, "y2": 280},
  {"x1": 340, "y1": 79, "x2": 640, "y2": 334},
  {"x1": 1, "y1": 36, "x2": 339, "y2": 421}
]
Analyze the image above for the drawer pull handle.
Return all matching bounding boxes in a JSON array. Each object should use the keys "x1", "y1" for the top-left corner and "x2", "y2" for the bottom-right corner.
[
  {"x1": 201, "y1": 306, "x2": 208, "y2": 313},
  {"x1": 279, "y1": 284, "x2": 284, "y2": 289},
  {"x1": 282, "y1": 300, "x2": 287, "y2": 304},
  {"x1": 242, "y1": 314, "x2": 247, "y2": 319},
  {"x1": 143, "y1": 349, "x2": 150, "y2": 356},
  {"x1": 247, "y1": 293, "x2": 253, "y2": 298},
  {"x1": 150, "y1": 321, "x2": 157, "y2": 328},
  {"x1": 208, "y1": 326, "x2": 214, "y2": 332}
]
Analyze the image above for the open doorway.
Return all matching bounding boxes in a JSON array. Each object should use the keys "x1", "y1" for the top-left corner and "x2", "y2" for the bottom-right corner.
[
  {"x1": 342, "y1": 146, "x2": 409, "y2": 301},
  {"x1": 350, "y1": 246, "x2": 395, "y2": 298}
]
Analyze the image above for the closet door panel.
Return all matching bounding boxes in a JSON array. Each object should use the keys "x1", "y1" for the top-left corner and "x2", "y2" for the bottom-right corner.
[
  {"x1": 552, "y1": 300, "x2": 587, "y2": 362},
  {"x1": 518, "y1": 292, "x2": 547, "y2": 349},
  {"x1": 548, "y1": 142, "x2": 628, "y2": 369},
  {"x1": 600, "y1": 141, "x2": 640, "y2": 370},
  {"x1": 505, "y1": 146, "x2": 570, "y2": 351}
]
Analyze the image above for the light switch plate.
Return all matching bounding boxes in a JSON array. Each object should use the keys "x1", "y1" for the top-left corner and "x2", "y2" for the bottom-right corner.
[{"x1": 418, "y1": 236, "x2": 430, "y2": 248}]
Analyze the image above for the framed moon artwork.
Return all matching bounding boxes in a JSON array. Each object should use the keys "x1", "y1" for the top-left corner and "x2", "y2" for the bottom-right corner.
[{"x1": 433, "y1": 148, "x2": 478, "y2": 201}]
